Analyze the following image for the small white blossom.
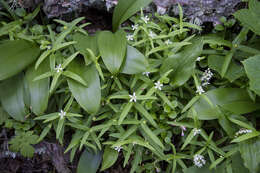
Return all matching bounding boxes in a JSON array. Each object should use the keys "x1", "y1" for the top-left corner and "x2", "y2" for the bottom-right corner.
[
  {"x1": 35, "y1": 147, "x2": 46, "y2": 155},
  {"x1": 5, "y1": 151, "x2": 16, "y2": 159},
  {"x1": 154, "y1": 81, "x2": 163, "y2": 90},
  {"x1": 196, "y1": 56, "x2": 202, "y2": 61},
  {"x1": 132, "y1": 24, "x2": 139, "y2": 30},
  {"x1": 200, "y1": 68, "x2": 213, "y2": 86},
  {"x1": 141, "y1": 15, "x2": 149, "y2": 24},
  {"x1": 59, "y1": 110, "x2": 66, "y2": 119},
  {"x1": 156, "y1": 167, "x2": 161, "y2": 173},
  {"x1": 54, "y1": 64, "x2": 63, "y2": 73},
  {"x1": 193, "y1": 128, "x2": 201, "y2": 136},
  {"x1": 142, "y1": 71, "x2": 150, "y2": 77},
  {"x1": 126, "y1": 34, "x2": 134, "y2": 41},
  {"x1": 149, "y1": 31, "x2": 156, "y2": 38},
  {"x1": 165, "y1": 39, "x2": 172, "y2": 45},
  {"x1": 129, "y1": 92, "x2": 137, "y2": 102},
  {"x1": 193, "y1": 154, "x2": 206, "y2": 168},
  {"x1": 235, "y1": 129, "x2": 253, "y2": 137},
  {"x1": 114, "y1": 146, "x2": 123, "y2": 152},
  {"x1": 196, "y1": 86, "x2": 205, "y2": 95}
]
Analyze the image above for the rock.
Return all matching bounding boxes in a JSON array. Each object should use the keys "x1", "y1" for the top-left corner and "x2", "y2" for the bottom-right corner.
[{"x1": 2, "y1": 0, "x2": 242, "y2": 25}]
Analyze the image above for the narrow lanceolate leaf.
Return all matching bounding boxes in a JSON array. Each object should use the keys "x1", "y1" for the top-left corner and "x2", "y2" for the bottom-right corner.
[
  {"x1": 220, "y1": 51, "x2": 234, "y2": 78},
  {"x1": 101, "y1": 146, "x2": 119, "y2": 171},
  {"x1": 56, "y1": 117, "x2": 65, "y2": 139},
  {"x1": 68, "y1": 60, "x2": 101, "y2": 114},
  {"x1": 121, "y1": 45, "x2": 148, "y2": 74},
  {"x1": 231, "y1": 131, "x2": 260, "y2": 143},
  {"x1": 112, "y1": 0, "x2": 153, "y2": 31},
  {"x1": 25, "y1": 59, "x2": 50, "y2": 115},
  {"x1": 63, "y1": 71, "x2": 88, "y2": 87},
  {"x1": 243, "y1": 55, "x2": 260, "y2": 96},
  {"x1": 98, "y1": 30, "x2": 127, "y2": 74},
  {"x1": 0, "y1": 74, "x2": 28, "y2": 121},
  {"x1": 77, "y1": 149, "x2": 102, "y2": 173},
  {"x1": 160, "y1": 37, "x2": 204, "y2": 87},
  {"x1": 0, "y1": 40, "x2": 40, "y2": 80},
  {"x1": 118, "y1": 102, "x2": 134, "y2": 125},
  {"x1": 181, "y1": 130, "x2": 195, "y2": 150},
  {"x1": 141, "y1": 122, "x2": 164, "y2": 149},
  {"x1": 188, "y1": 88, "x2": 260, "y2": 120},
  {"x1": 134, "y1": 103, "x2": 157, "y2": 127},
  {"x1": 37, "y1": 124, "x2": 52, "y2": 143}
]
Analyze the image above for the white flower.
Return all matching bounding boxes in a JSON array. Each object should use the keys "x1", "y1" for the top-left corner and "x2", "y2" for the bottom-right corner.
[
  {"x1": 156, "y1": 167, "x2": 161, "y2": 173},
  {"x1": 141, "y1": 15, "x2": 149, "y2": 24},
  {"x1": 114, "y1": 146, "x2": 123, "y2": 152},
  {"x1": 154, "y1": 81, "x2": 163, "y2": 90},
  {"x1": 126, "y1": 34, "x2": 134, "y2": 41},
  {"x1": 196, "y1": 86, "x2": 205, "y2": 95},
  {"x1": 149, "y1": 31, "x2": 156, "y2": 38},
  {"x1": 142, "y1": 71, "x2": 150, "y2": 77},
  {"x1": 200, "y1": 68, "x2": 213, "y2": 86},
  {"x1": 129, "y1": 92, "x2": 137, "y2": 102},
  {"x1": 54, "y1": 64, "x2": 63, "y2": 73},
  {"x1": 235, "y1": 129, "x2": 253, "y2": 137},
  {"x1": 165, "y1": 39, "x2": 172, "y2": 45},
  {"x1": 193, "y1": 128, "x2": 201, "y2": 136},
  {"x1": 59, "y1": 110, "x2": 66, "y2": 119},
  {"x1": 196, "y1": 56, "x2": 202, "y2": 61},
  {"x1": 193, "y1": 154, "x2": 206, "y2": 168},
  {"x1": 132, "y1": 24, "x2": 139, "y2": 30}
]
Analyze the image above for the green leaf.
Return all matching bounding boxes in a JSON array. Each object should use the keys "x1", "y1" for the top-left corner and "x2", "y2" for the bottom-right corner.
[
  {"x1": 25, "y1": 59, "x2": 50, "y2": 115},
  {"x1": 20, "y1": 144, "x2": 35, "y2": 158},
  {"x1": 77, "y1": 149, "x2": 102, "y2": 173},
  {"x1": 0, "y1": 74, "x2": 28, "y2": 121},
  {"x1": 134, "y1": 103, "x2": 157, "y2": 127},
  {"x1": 112, "y1": 0, "x2": 153, "y2": 31},
  {"x1": 243, "y1": 55, "x2": 260, "y2": 96},
  {"x1": 208, "y1": 55, "x2": 244, "y2": 82},
  {"x1": 239, "y1": 137, "x2": 260, "y2": 173},
  {"x1": 68, "y1": 60, "x2": 101, "y2": 114},
  {"x1": 63, "y1": 71, "x2": 88, "y2": 87},
  {"x1": 98, "y1": 30, "x2": 126, "y2": 74},
  {"x1": 73, "y1": 33, "x2": 99, "y2": 64},
  {"x1": 0, "y1": 40, "x2": 40, "y2": 80},
  {"x1": 233, "y1": 0, "x2": 260, "y2": 35},
  {"x1": 141, "y1": 122, "x2": 164, "y2": 149},
  {"x1": 160, "y1": 38, "x2": 204, "y2": 87},
  {"x1": 121, "y1": 45, "x2": 148, "y2": 74},
  {"x1": 220, "y1": 51, "x2": 234, "y2": 78},
  {"x1": 100, "y1": 146, "x2": 119, "y2": 171},
  {"x1": 188, "y1": 88, "x2": 260, "y2": 120},
  {"x1": 232, "y1": 131, "x2": 260, "y2": 143},
  {"x1": 118, "y1": 102, "x2": 134, "y2": 124}
]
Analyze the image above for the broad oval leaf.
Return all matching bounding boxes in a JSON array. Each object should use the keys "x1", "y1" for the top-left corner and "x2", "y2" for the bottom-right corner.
[
  {"x1": 0, "y1": 40, "x2": 40, "y2": 81},
  {"x1": 112, "y1": 0, "x2": 153, "y2": 31},
  {"x1": 121, "y1": 45, "x2": 148, "y2": 74},
  {"x1": 98, "y1": 30, "x2": 126, "y2": 74},
  {"x1": 239, "y1": 137, "x2": 260, "y2": 173},
  {"x1": 77, "y1": 149, "x2": 102, "y2": 173},
  {"x1": 68, "y1": 60, "x2": 101, "y2": 114},
  {"x1": 0, "y1": 74, "x2": 28, "y2": 121},
  {"x1": 25, "y1": 59, "x2": 50, "y2": 115},
  {"x1": 160, "y1": 38, "x2": 204, "y2": 87},
  {"x1": 73, "y1": 33, "x2": 99, "y2": 65},
  {"x1": 242, "y1": 55, "x2": 260, "y2": 96},
  {"x1": 188, "y1": 88, "x2": 260, "y2": 120},
  {"x1": 100, "y1": 146, "x2": 118, "y2": 171}
]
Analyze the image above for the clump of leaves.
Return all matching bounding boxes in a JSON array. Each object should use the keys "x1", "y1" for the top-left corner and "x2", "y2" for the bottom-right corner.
[{"x1": 9, "y1": 131, "x2": 39, "y2": 158}]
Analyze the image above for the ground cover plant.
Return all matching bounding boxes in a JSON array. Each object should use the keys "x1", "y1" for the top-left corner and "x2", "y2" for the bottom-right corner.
[{"x1": 0, "y1": 0, "x2": 260, "y2": 172}]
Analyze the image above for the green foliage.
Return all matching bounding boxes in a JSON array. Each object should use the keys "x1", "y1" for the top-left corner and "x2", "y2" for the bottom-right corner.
[
  {"x1": 77, "y1": 149, "x2": 102, "y2": 173},
  {"x1": 9, "y1": 131, "x2": 38, "y2": 158},
  {"x1": 234, "y1": 0, "x2": 260, "y2": 35},
  {"x1": 0, "y1": 1, "x2": 260, "y2": 173}
]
